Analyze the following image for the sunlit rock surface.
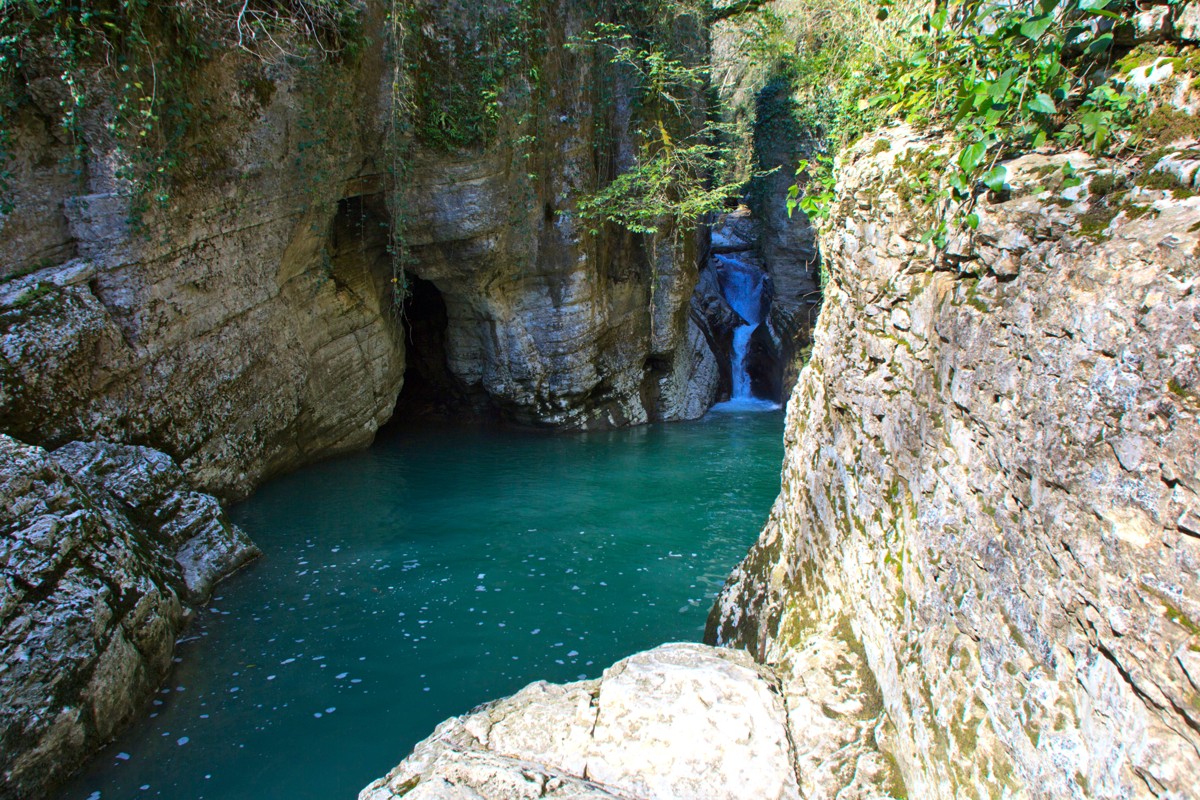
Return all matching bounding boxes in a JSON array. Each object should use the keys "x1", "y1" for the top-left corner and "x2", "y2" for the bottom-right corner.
[
  {"x1": 709, "y1": 126, "x2": 1200, "y2": 799},
  {"x1": 360, "y1": 643, "x2": 801, "y2": 800},
  {"x1": 0, "y1": 435, "x2": 257, "y2": 798}
]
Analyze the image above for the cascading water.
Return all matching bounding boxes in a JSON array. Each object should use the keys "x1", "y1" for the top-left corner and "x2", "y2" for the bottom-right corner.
[{"x1": 711, "y1": 254, "x2": 781, "y2": 413}]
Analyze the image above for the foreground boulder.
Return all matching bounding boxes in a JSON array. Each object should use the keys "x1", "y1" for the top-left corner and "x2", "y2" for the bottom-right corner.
[
  {"x1": 0, "y1": 435, "x2": 258, "y2": 798},
  {"x1": 360, "y1": 643, "x2": 802, "y2": 800}
]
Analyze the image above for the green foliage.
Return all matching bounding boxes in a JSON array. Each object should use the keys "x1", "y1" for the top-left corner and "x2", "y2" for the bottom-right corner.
[
  {"x1": 786, "y1": 0, "x2": 1158, "y2": 246},
  {"x1": 390, "y1": 0, "x2": 546, "y2": 150},
  {"x1": 0, "y1": 0, "x2": 361, "y2": 218},
  {"x1": 575, "y1": 137, "x2": 740, "y2": 233},
  {"x1": 786, "y1": 156, "x2": 834, "y2": 221},
  {"x1": 567, "y1": 17, "x2": 743, "y2": 235}
]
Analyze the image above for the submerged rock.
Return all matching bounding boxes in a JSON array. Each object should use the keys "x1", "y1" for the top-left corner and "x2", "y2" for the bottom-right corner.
[
  {"x1": 360, "y1": 643, "x2": 801, "y2": 800},
  {"x1": 0, "y1": 435, "x2": 257, "y2": 798}
]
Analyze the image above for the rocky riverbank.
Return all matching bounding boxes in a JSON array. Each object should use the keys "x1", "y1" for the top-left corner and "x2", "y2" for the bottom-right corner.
[
  {"x1": 0, "y1": 436, "x2": 257, "y2": 798},
  {"x1": 362, "y1": 125, "x2": 1200, "y2": 798}
]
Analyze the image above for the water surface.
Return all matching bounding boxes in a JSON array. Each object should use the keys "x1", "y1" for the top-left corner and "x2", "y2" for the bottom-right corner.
[{"x1": 59, "y1": 411, "x2": 783, "y2": 800}]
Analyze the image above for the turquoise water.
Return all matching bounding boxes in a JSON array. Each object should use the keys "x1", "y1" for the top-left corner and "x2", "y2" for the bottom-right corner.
[{"x1": 58, "y1": 411, "x2": 783, "y2": 800}]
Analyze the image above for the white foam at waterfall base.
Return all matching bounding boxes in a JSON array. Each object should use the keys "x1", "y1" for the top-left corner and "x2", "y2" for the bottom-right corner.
[{"x1": 709, "y1": 396, "x2": 782, "y2": 413}]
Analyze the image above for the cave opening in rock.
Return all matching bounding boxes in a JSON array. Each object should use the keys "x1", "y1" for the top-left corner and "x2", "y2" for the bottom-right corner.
[{"x1": 388, "y1": 276, "x2": 482, "y2": 423}]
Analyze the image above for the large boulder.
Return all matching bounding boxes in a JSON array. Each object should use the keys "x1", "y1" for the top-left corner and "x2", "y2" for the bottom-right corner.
[
  {"x1": 360, "y1": 644, "x2": 802, "y2": 800},
  {"x1": 709, "y1": 126, "x2": 1200, "y2": 799},
  {"x1": 0, "y1": 435, "x2": 257, "y2": 798}
]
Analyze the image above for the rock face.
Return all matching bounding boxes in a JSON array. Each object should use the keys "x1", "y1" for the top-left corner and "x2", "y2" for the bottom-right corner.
[
  {"x1": 0, "y1": 1, "x2": 720, "y2": 501},
  {"x1": 0, "y1": 434, "x2": 257, "y2": 799},
  {"x1": 748, "y1": 79, "x2": 823, "y2": 392},
  {"x1": 393, "y1": 1, "x2": 718, "y2": 429},
  {"x1": 360, "y1": 643, "x2": 801, "y2": 800},
  {"x1": 709, "y1": 126, "x2": 1200, "y2": 799},
  {"x1": 0, "y1": 45, "x2": 407, "y2": 499}
]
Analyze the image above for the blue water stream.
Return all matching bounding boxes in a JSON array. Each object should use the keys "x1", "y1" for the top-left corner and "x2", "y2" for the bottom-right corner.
[{"x1": 57, "y1": 411, "x2": 783, "y2": 800}]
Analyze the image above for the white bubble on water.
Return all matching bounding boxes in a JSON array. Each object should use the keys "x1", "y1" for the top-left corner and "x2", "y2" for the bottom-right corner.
[
  {"x1": 325, "y1": 707, "x2": 336, "y2": 713},
  {"x1": 336, "y1": 672, "x2": 348, "y2": 679},
  {"x1": 177, "y1": 737, "x2": 189, "y2": 746},
  {"x1": 116, "y1": 752, "x2": 130, "y2": 761}
]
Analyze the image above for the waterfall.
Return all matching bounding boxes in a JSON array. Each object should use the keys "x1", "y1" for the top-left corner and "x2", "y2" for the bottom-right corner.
[{"x1": 711, "y1": 254, "x2": 781, "y2": 413}]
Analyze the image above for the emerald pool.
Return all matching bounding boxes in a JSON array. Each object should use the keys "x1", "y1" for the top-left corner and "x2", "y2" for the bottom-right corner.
[{"x1": 57, "y1": 410, "x2": 784, "y2": 800}]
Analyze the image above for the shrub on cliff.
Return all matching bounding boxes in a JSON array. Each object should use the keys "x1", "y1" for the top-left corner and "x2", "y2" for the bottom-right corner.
[{"x1": 781, "y1": 0, "x2": 1181, "y2": 245}]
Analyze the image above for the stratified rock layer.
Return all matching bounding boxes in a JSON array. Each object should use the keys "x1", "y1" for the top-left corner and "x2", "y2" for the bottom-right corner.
[
  {"x1": 0, "y1": 2, "x2": 719, "y2": 500},
  {"x1": 0, "y1": 435, "x2": 257, "y2": 799},
  {"x1": 360, "y1": 644, "x2": 801, "y2": 800},
  {"x1": 710, "y1": 127, "x2": 1200, "y2": 799}
]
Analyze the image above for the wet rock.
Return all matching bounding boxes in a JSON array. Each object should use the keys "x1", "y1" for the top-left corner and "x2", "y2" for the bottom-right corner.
[{"x1": 0, "y1": 434, "x2": 256, "y2": 798}]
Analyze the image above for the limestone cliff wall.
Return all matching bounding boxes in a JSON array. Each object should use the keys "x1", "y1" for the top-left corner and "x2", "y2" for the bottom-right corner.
[
  {"x1": 0, "y1": 24, "x2": 406, "y2": 500},
  {"x1": 396, "y1": 1, "x2": 717, "y2": 428},
  {"x1": 709, "y1": 126, "x2": 1200, "y2": 799},
  {"x1": 0, "y1": 0, "x2": 718, "y2": 499}
]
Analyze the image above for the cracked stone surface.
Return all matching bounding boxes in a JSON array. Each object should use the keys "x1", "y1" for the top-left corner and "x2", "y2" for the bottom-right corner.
[
  {"x1": 360, "y1": 643, "x2": 802, "y2": 800},
  {"x1": 0, "y1": 434, "x2": 258, "y2": 799},
  {"x1": 708, "y1": 125, "x2": 1200, "y2": 799}
]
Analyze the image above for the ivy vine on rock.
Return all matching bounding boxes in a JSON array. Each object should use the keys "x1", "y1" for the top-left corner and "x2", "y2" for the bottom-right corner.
[
  {"x1": 787, "y1": 0, "x2": 1165, "y2": 249},
  {"x1": 0, "y1": 0, "x2": 361, "y2": 220}
]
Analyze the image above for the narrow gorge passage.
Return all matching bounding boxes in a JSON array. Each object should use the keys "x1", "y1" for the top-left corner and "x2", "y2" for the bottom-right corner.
[{"x1": 56, "y1": 413, "x2": 784, "y2": 800}]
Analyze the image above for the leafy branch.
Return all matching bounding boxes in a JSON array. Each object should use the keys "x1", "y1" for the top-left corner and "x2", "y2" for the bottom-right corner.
[
  {"x1": 788, "y1": 0, "x2": 1154, "y2": 247},
  {"x1": 567, "y1": 21, "x2": 744, "y2": 235}
]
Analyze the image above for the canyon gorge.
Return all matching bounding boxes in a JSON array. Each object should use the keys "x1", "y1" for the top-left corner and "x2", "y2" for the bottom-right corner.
[{"x1": 2, "y1": 1, "x2": 1198, "y2": 798}]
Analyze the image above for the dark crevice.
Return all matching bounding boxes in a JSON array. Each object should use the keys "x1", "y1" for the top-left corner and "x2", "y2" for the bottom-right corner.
[{"x1": 386, "y1": 277, "x2": 493, "y2": 426}]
